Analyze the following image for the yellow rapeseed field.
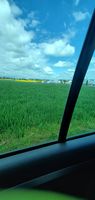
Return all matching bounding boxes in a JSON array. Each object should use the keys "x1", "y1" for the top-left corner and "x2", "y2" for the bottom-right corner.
[{"x1": 15, "y1": 79, "x2": 42, "y2": 83}]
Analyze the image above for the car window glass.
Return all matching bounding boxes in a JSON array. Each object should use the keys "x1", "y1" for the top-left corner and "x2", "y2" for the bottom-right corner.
[{"x1": 0, "y1": 0, "x2": 94, "y2": 153}]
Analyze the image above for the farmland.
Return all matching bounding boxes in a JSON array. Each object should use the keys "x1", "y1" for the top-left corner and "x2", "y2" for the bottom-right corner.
[{"x1": 0, "y1": 79, "x2": 95, "y2": 153}]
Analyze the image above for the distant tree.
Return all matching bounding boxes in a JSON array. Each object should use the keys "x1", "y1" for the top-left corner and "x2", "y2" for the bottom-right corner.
[
  {"x1": 64, "y1": 80, "x2": 67, "y2": 84},
  {"x1": 86, "y1": 80, "x2": 88, "y2": 86}
]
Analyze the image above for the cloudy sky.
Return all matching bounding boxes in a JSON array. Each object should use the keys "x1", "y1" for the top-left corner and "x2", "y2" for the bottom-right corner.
[{"x1": 0, "y1": 0, "x2": 95, "y2": 80}]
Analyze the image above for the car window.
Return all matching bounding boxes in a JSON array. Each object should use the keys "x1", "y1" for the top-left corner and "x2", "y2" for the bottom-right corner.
[{"x1": 0, "y1": 0, "x2": 94, "y2": 153}]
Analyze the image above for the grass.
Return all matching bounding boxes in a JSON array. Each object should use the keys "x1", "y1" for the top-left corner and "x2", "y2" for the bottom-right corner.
[
  {"x1": 0, "y1": 79, "x2": 95, "y2": 153},
  {"x1": 68, "y1": 85, "x2": 95, "y2": 136}
]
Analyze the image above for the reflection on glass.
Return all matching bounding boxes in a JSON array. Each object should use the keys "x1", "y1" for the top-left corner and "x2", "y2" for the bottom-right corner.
[
  {"x1": 68, "y1": 54, "x2": 95, "y2": 137},
  {"x1": 0, "y1": 0, "x2": 94, "y2": 152}
]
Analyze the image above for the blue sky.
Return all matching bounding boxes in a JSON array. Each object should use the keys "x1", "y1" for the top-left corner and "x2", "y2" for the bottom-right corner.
[{"x1": 0, "y1": 0, "x2": 95, "y2": 80}]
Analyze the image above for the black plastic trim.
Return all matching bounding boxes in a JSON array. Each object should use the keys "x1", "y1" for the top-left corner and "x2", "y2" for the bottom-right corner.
[
  {"x1": 67, "y1": 131, "x2": 95, "y2": 141},
  {"x1": 0, "y1": 133, "x2": 95, "y2": 188},
  {"x1": 0, "y1": 140, "x2": 57, "y2": 159}
]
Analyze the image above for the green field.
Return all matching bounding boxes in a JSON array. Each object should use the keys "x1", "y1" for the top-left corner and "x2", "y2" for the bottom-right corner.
[{"x1": 0, "y1": 80, "x2": 95, "y2": 153}]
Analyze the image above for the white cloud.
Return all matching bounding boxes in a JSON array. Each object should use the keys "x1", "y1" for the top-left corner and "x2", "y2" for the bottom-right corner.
[
  {"x1": 63, "y1": 29, "x2": 76, "y2": 41},
  {"x1": 43, "y1": 66, "x2": 53, "y2": 74},
  {"x1": 40, "y1": 39, "x2": 75, "y2": 57},
  {"x1": 0, "y1": 0, "x2": 44, "y2": 78},
  {"x1": 0, "y1": 1, "x2": 34, "y2": 44},
  {"x1": 0, "y1": 0, "x2": 75, "y2": 80},
  {"x1": 27, "y1": 10, "x2": 40, "y2": 29},
  {"x1": 27, "y1": 11, "x2": 35, "y2": 19},
  {"x1": 40, "y1": 29, "x2": 76, "y2": 58},
  {"x1": 75, "y1": 0, "x2": 80, "y2": 6},
  {"x1": 73, "y1": 11, "x2": 89, "y2": 22},
  {"x1": 54, "y1": 61, "x2": 74, "y2": 67},
  {"x1": 31, "y1": 19, "x2": 40, "y2": 28},
  {"x1": 67, "y1": 68, "x2": 75, "y2": 72},
  {"x1": 11, "y1": 2, "x2": 22, "y2": 16}
]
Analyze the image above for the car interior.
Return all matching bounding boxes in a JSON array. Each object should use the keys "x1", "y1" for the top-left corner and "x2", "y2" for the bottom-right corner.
[{"x1": 0, "y1": 7, "x2": 95, "y2": 200}]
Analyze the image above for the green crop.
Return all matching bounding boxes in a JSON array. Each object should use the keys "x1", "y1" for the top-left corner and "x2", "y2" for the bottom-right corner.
[{"x1": 0, "y1": 79, "x2": 95, "y2": 153}]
